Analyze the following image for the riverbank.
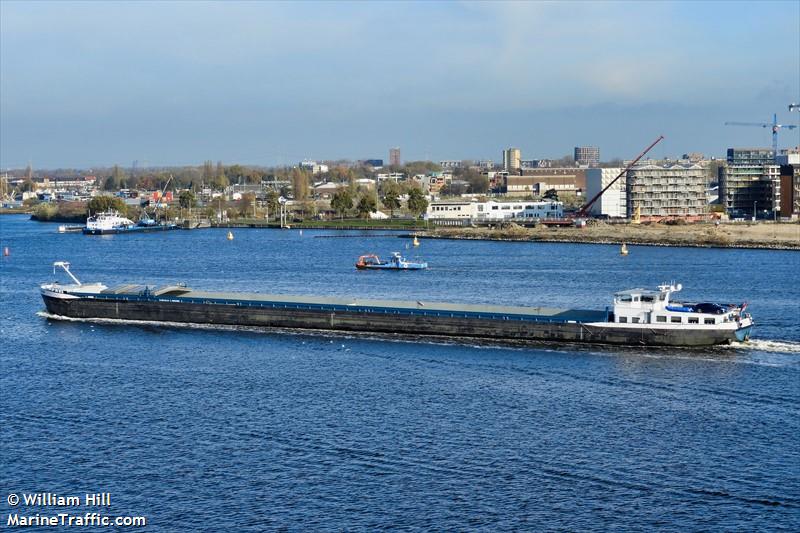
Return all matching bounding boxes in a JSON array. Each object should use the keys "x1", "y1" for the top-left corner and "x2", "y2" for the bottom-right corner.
[
  {"x1": 212, "y1": 218, "x2": 428, "y2": 230},
  {"x1": 415, "y1": 222, "x2": 800, "y2": 250}
]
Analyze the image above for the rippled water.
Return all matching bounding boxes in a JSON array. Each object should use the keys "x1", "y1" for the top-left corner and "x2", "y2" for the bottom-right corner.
[{"x1": 1, "y1": 215, "x2": 799, "y2": 531}]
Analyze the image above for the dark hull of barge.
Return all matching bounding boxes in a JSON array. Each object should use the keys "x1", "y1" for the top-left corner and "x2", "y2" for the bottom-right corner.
[{"x1": 41, "y1": 293, "x2": 742, "y2": 347}]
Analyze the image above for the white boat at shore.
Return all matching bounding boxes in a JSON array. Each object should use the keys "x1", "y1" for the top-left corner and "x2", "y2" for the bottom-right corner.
[{"x1": 83, "y1": 210, "x2": 135, "y2": 234}]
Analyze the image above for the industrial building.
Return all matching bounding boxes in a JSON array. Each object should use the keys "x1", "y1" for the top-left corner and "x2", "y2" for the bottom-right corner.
[
  {"x1": 425, "y1": 199, "x2": 563, "y2": 223},
  {"x1": 719, "y1": 148, "x2": 780, "y2": 219},
  {"x1": 502, "y1": 168, "x2": 586, "y2": 197},
  {"x1": 574, "y1": 146, "x2": 600, "y2": 167},
  {"x1": 585, "y1": 168, "x2": 625, "y2": 217},
  {"x1": 626, "y1": 164, "x2": 707, "y2": 218}
]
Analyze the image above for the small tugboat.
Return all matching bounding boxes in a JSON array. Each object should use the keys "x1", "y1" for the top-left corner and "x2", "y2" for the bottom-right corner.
[
  {"x1": 355, "y1": 252, "x2": 428, "y2": 270},
  {"x1": 137, "y1": 211, "x2": 159, "y2": 227}
]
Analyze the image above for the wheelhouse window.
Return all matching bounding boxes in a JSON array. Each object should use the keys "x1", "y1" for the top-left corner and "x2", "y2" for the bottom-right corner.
[
  {"x1": 704, "y1": 318, "x2": 716, "y2": 325},
  {"x1": 670, "y1": 316, "x2": 682, "y2": 323},
  {"x1": 618, "y1": 295, "x2": 632, "y2": 303},
  {"x1": 619, "y1": 317, "x2": 627, "y2": 323},
  {"x1": 688, "y1": 317, "x2": 699, "y2": 324},
  {"x1": 642, "y1": 296, "x2": 655, "y2": 303}
]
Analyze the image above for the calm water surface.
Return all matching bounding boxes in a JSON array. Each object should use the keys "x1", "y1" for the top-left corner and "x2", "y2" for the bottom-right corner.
[{"x1": 1, "y1": 215, "x2": 799, "y2": 531}]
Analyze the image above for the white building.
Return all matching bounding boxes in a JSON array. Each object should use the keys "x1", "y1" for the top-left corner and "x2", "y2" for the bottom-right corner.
[
  {"x1": 300, "y1": 160, "x2": 329, "y2": 174},
  {"x1": 354, "y1": 178, "x2": 376, "y2": 189},
  {"x1": 776, "y1": 149, "x2": 800, "y2": 166},
  {"x1": 425, "y1": 200, "x2": 563, "y2": 222},
  {"x1": 585, "y1": 168, "x2": 625, "y2": 217},
  {"x1": 313, "y1": 182, "x2": 342, "y2": 199},
  {"x1": 375, "y1": 172, "x2": 406, "y2": 182}
]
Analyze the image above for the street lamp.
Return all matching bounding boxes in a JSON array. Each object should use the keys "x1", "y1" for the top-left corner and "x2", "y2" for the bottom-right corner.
[{"x1": 752, "y1": 200, "x2": 757, "y2": 222}]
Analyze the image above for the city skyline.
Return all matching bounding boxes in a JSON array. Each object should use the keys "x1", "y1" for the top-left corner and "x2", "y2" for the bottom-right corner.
[{"x1": 1, "y1": 1, "x2": 799, "y2": 169}]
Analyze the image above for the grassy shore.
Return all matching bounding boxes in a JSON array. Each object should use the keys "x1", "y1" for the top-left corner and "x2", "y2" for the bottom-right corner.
[
  {"x1": 214, "y1": 218, "x2": 429, "y2": 230},
  {"x1": 417, "y1": 222, "x2": 800, "y2": 250}
]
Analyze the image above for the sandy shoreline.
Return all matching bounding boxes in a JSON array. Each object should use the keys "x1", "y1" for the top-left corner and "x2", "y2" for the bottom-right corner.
[{"x1": 416, "y1": 222, "x2": 800, "y2": 250}]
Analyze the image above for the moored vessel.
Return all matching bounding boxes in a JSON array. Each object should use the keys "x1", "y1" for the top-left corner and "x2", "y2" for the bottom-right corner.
[
  {"x1": 83, "y1": 210, "x2": 179, "y2": 235},
  {"x1": 40, "y1": 263, "x2": 753, "y2": 347},
  {"x1": 83, "y1": 210, "x2": 135, "y2": 234}
]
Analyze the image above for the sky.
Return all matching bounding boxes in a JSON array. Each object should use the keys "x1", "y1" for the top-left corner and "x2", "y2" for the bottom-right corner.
[{"x1": 1, "y1": 0, "x2": 799, "y2": 169}]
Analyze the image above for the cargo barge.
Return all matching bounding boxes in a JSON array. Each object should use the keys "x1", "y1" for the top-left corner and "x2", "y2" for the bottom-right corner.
[{"x1": 40, "y1": 262, "x2": 753, "y2": 347}]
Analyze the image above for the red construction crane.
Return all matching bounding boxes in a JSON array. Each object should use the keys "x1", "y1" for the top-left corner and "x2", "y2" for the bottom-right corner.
[{"x1": 576, "y1": 135, "x2": 664, "y2": 218}]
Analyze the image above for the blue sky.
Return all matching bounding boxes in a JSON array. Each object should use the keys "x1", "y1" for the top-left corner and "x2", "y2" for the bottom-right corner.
[{"x1": 1, "y1": 1, "x2": 798, "y2": 169}]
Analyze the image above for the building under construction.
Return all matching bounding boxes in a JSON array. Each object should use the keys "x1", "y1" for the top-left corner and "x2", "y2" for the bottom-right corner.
[
  {"x1": 626, "y1": 164, "x2": 707, "y2": 218},
  {"x1": 719, "y1": 148, "x2": 780, "y2": 219},
  {"x1": 585, "y1": 168, "x2": 625, "y2": 217}
]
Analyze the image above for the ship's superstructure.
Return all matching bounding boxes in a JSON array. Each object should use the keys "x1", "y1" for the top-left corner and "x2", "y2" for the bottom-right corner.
[{"x1": 84, "y1": 211, "x2": 135, "y2": 234}]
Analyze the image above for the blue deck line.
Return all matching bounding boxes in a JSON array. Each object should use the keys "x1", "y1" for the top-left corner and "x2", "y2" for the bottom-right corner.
[{"x1": 78, "y1": 292, "x2": 610, "y2": 324}]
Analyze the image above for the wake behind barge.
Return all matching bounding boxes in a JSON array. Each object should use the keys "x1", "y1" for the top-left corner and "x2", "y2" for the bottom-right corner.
[{"x1": 41, "y1": 263, "x2": 753, "y2": 347}]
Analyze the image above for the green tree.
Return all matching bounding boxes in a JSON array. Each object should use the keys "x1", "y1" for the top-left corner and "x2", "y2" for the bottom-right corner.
[
  {"x1": 32, "y1": 203, "x2": 57, "y2": 220},
  {"x1": 441, "y1": 182, "x2": 467, "y2": 196},
  {"x1": 214, "y1": 161, "x2": 228, "y2": 189},
  {"x1": 202, "y1": 160, "x2": 214, "y2": 184},
  {"x1": 103, "y1": 175, "x2": 117, "y2": 191},
  {"x1": 265, "y1": 190, "x2": 280, "y2": 220},
  {"x1": 179, "y1": 190, "x2": 196, "y2": 209},
  {"x1": 291, "y1": 168, "x2": 310, "y2": 200},
  {"x1": 330, "y1": 189, "x2": 353, "y2": 218},
  {"x1": 329, "y1": 165, "x2": 354, "y2": 184},
  {"x1": 464, "y1": 169, "x2": 489, "y2": 194},
  {"x1": 237, "y1": 192, "x2": 256, "y2": 218},
  {"x1": 88, "y1": 195, "x2": 127, "y2": 214},
  {"x1": 380, "y1": 183, "x2": 401, "y2": 217},
  {"x1": 407, "y1": 187, "x2": 428, "y2": 218},
  {"x1": 356, "y1": 195, "x2": 377, "y2": 219},
  {"x1": 112, "y1": 165, "x2": 126, "y2": 189},
  {"x1": 227, "y1": 164, "x2": 245, "y2": 184},
  {"x1": 401, "y1": 161, "x2": 441, "y2": 176},
  {"x1": 553, "y1": 154, "x2": 575, "y2": 167},
  {"x1": 543, "y1": 189, "x2": 559, "y2": 201}
]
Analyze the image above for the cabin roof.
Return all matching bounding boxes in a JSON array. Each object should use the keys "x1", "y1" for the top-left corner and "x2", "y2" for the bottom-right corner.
[{"x1": 614, "y1": 288, "x2": 663, "y2": 297}]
